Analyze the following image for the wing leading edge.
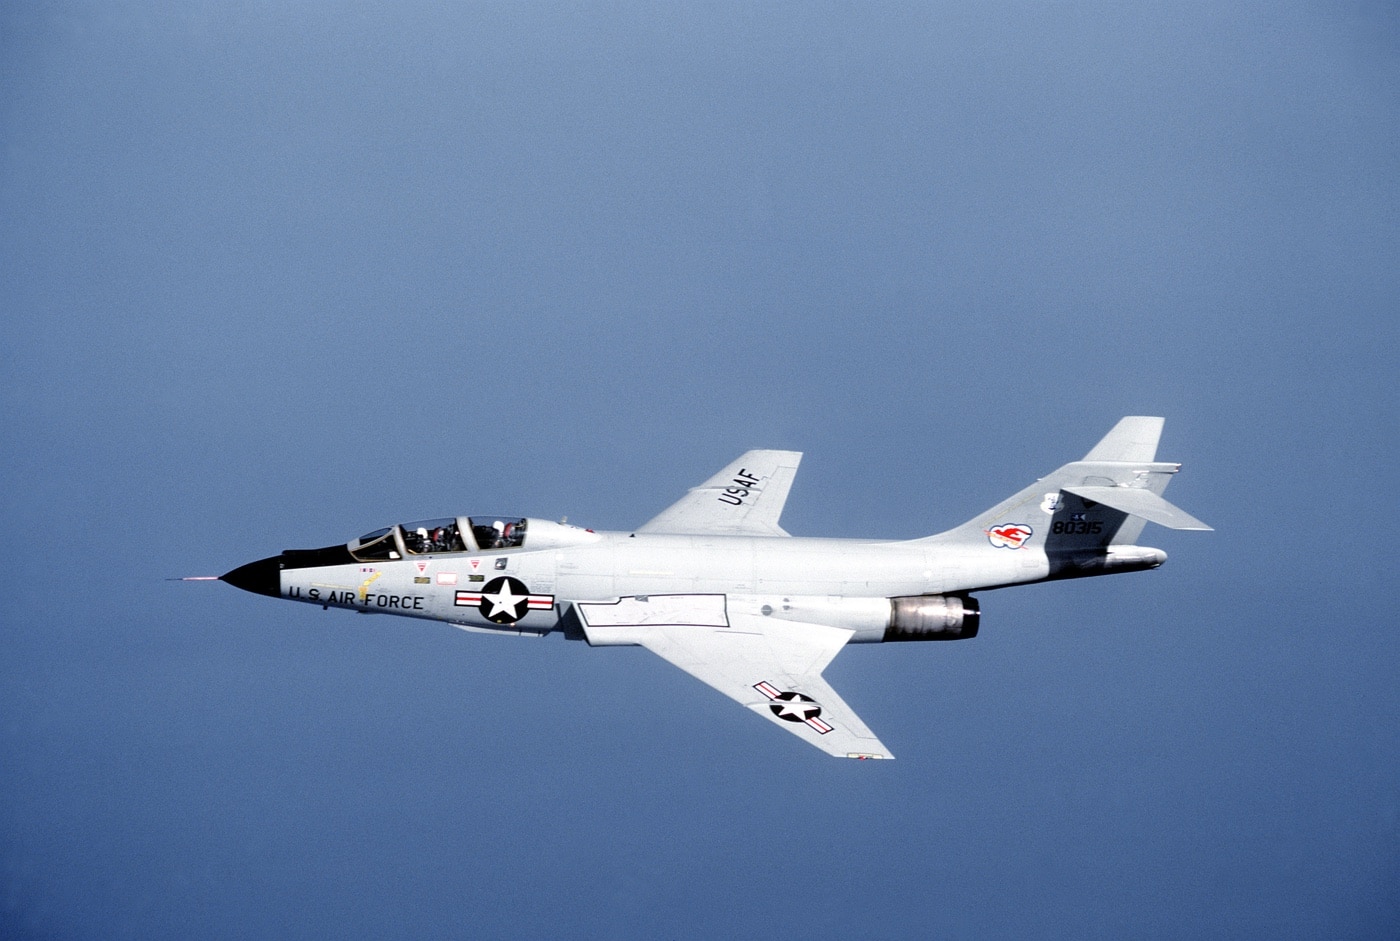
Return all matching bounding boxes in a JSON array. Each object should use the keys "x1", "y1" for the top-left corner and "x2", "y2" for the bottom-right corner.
[{"x1": 636, "y1": 450, "x2": 801, "y2": 536}]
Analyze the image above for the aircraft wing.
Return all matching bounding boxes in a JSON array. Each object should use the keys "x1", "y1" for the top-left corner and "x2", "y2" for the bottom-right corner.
[
  {"x1": 627, "y1": 612, "x2": 893, "y2": 759},
  {"x1": 636, "y1": 450, "x2": 801, "y2": 536}
]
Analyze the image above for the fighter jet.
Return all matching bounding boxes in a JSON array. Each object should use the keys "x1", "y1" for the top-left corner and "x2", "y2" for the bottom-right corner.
[{"x1": 220, "y1": 417, "x2": 1209, "y2": 759}]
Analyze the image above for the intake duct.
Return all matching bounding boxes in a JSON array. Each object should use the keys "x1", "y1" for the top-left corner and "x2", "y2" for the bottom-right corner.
[{"x1": 885, "y1": 594, "x2": 980, "y2": 642}]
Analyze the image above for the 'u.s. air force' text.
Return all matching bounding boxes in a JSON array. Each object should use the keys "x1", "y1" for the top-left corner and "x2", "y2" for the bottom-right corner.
[{"x1": 289, "y1": 586, "x2": 425, "y2": 609}]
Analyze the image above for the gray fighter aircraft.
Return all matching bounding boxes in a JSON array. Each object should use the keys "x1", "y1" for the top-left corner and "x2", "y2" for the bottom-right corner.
[{"x1": 220, "y1": 417, "x2": 1209, "y2": 759}]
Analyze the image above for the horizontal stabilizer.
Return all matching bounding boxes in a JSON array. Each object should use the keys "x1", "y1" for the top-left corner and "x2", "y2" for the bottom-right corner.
[{"x1": 1062, "y1": 485, "x2": 1212, "y2": 531}]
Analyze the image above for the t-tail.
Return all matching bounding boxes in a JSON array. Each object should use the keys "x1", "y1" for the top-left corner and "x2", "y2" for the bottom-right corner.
[{"x1": 922, "y1": 417, "x2": 1211, "y2": 587}]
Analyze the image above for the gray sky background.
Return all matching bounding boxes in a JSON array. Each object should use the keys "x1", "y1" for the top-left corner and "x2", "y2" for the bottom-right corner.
[{"x1": 3, "y1": 3, "x2": 1397, "y2": 938}]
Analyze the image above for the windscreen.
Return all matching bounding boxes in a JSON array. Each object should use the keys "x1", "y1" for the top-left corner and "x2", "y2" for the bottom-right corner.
[{"x1": 351, "y1": 527, "x2": 401, "y2": 562}]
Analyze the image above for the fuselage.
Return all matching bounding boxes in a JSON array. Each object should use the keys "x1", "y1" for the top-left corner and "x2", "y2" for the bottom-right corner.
[{"x1": 223, "y1": 523, "x2": 1163, "y2": 642}]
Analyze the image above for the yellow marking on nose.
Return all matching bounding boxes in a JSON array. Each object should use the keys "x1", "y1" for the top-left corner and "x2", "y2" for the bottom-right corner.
[{"x1": 357, "y1": 571, "x2": 382, "y2": 602}]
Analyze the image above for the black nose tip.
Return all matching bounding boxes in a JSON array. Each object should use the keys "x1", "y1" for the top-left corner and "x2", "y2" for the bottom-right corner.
[{"x1": 220, "y1": 555, "x2": 284, "y2": 598}]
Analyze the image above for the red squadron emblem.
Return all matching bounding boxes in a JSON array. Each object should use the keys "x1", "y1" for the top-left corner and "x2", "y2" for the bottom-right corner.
[{"x1": 986, "y1": 523, "x2": 1033, "y2": 549}]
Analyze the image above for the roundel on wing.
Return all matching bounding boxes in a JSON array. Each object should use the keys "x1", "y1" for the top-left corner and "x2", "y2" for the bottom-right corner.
[{"x1": 768, "y1": 690, "x2": 823, "y2": 723}]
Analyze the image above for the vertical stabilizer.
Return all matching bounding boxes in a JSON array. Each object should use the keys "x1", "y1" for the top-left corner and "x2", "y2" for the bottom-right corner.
[
  {"x1": 921, "y1": 416, "x2": 1207, "y2": 555},
  {"x1": 1081, "y1": 416, "x2": 1163, "y2": 463}
]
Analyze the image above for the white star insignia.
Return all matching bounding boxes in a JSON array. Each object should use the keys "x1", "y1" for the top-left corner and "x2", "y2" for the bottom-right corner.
[{"x1": 482, "y1": 581, "x2": 526, "y2": 619}]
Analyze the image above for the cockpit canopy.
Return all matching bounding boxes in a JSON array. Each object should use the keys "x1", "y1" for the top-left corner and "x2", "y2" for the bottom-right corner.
[
  {"x1": 349, "y1": 517, "x2": 523, "y2": 562},
  {"x1": 346, "y1": 516, "x2": 597, "y2": 563}
]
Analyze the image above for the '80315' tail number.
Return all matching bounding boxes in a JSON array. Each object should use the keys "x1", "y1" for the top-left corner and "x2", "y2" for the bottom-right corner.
[{"x1": 1051, "y1": 519, "x2": 1104, "y2": 535}]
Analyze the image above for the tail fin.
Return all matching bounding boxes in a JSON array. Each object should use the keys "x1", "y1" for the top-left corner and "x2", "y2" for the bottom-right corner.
[
  {"x1": 926, "y1": 417, "x2": 1211, "y2": 554},
  {"x1": 1083, "y1": 416, "x2": 1165, "y2": 463}
]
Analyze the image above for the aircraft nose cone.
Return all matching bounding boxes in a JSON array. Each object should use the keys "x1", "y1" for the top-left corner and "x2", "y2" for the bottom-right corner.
[{"x1": 220, "y1": 555, "x2": 284, "y2": 598}]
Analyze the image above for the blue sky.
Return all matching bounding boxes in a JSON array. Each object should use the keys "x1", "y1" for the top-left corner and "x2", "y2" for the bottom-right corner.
[{"x1": 3, "y1": 3, "x2": 1397, "y2": 938}]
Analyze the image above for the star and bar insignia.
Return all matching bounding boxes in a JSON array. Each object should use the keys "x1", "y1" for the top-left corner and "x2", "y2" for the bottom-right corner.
[
  {"x1": 454, "y1": 576, "x2": 554, "y2": 624},
  {"x1": 754, "y1": 681, "x2": 834, "y2": 734}
]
